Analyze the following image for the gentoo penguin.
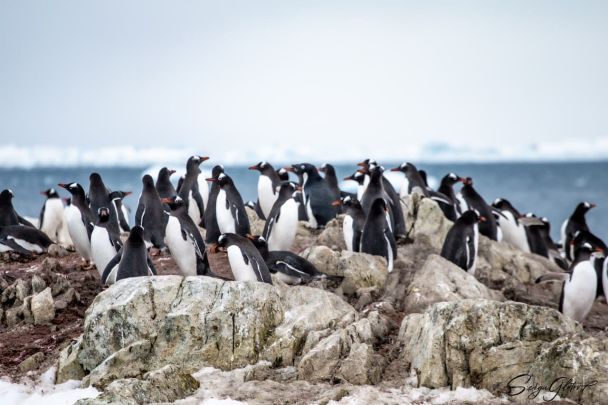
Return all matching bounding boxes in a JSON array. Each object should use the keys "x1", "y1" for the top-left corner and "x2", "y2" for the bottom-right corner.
[
  {"x1": 176, "y1": 176, "x2": 184, "y2": 194},
  {"x1": 178, "y1": 155, "x2": 208, "y2": 227},
  {"x1": 156, "y1": 167, "x2": 177, "y2": 199},
  {"x1": 440, "y1": 210, "x2": 484, "y2": 275},
  {"x1": 58, "y1": 197, "x2": 73, "y2": 248},
  {"x1": 109, "y1": 191, "x2": 131, "y2": 232},
  {"x1": 249, "y1": 235, "x2": 342, "y2": 284},
  {"x1": 390, "y1": 162, "x2": 428, "y2": 196},
  {"x1": 437, "y1": 173, "x2": 464, "y2": 219},
  {"x1": 561, "y1": 202, "x2": 595, "y2": 261},
  {"x1": 214, "y1": 233, "x2": 272, "y2": 283},
  {"x1": 333, "y1": 195, "x2": 365, "y2": 252},
  {"x1": 101, "y1": 226, "x2": 156, "y2": 285},
  {"x1": 203, "y1": 165, "x2": 225, "y2": 244},
  {"x1": 460, "y1": 177, "x2": 499, "y2": 241},
  {"x1": 359, "y1": 165, "x2": 396, "y2": 236},
  {"x1": 0, "y1": 225, "x2": 53, "y2": 255},
  {"x1": 58, "y1": 182, "x2": 94, "y2": 266},
  {"x1": 135, "y1": 175, "x2": 168, "y2": 250},
  {"x1": 418, "y1": 170, "x2": 429, "y2": 187},
  {"x1": 161, "y1": 196, "x2": 210, "y2": 277},
  {"x1": 344, "y1": 171, "x2": 369, "y2": 201},
  {"x1": 536, "y1": 216, "x2": 568, "y2": 270},
  {"x1": 318, "y1": 163, "x2": 341, "y2": 200},
  {"x1": 88, "y1": 173, "x2": 120, "y2": 236},
  {"x1": 249, "y1": 161, "x2": 282, "y2": 219},
  {"x1": 208, "y1": 173, "x2": 251, "y2": 237},
  {"x1": 263, "y1": 182, "x2": 300, "y2": 251},
  {"x1": 0, "y1": 189, "x2": 35, "y2": 227},
  {"x1": 90, "y1": 207, "x2": 122, "y2": 276},
  {"x1": 293, "y1": 189, "x2": 308, "y2": 221},
  {"x1": 286, "y1": 163, "x2": 337, "y2": 228},
  {"x1": 276, "y1": 167, "x2": 290, "y2": 182},
  {"x1": 491, "y1": 198, "x2": 530, "y2": 252},
  {"x1": 360, "y1": 198, "x2": 397, "y2": 272},
  {"x1": 569, "y1": 230, "x2": 607, "y2": 262},
  {"x1": 39, "y1": 188, "x2": 65, "y2": 243}
]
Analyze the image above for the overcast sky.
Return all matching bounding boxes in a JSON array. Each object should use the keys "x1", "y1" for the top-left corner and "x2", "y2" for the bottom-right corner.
[{"x1": 1, "y1": 0, "x2": 607, "y2": 161}]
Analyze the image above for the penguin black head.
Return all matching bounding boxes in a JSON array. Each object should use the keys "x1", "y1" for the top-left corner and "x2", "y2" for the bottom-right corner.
[
  {"x1": 58, "y1": 182, "x2": 84, "y2": 196},
  {"x1": 186, "y1": 155, "x2": 209, "y2": 174},
  {"x1": 0, "y1": 189, "x2": 14, "y2": 203},
  {"x1": 276, "y1": 168, "x2": 290, "y2": 181},
  {"x1": 275, "y1": 182, "x2": 298, "y2": 199},
  {"x1": 128, "y1": 225, "x2": 145, "y2": 243},
  {"x1": 462, "y1": 177, "x2": 474, "y2": 186},
  {"x1": 576, "y1": 201, "x2": 596, "y2": 214},
  {"x1": 367, "y1": 164, "x2": 385, "y2": 178},
  {"x1": 160, "y1": 195, "x2": 186, "y2": 211},
  {"x1": 390, "y1": 162, "x2": 417, "y2": 175},
  {"x1": 159, "y1": 167, "x2": 177, "y2": 179},
  {"x1": 460, "y1": 209, "x2": 486, "y2": 224},
  {"x1": 109, "y1": 190, "x2": 132, "y2": 200},
  {"x1": 97, "y1": 207, "x2": 111, "y2": 223},
  {"x1": 333, "y1": 195, "x2": 361, "y2": 209},
  {"x1": 41, "y1": 188, "x2": 59, "y2": 198},
  {"x1": 247, "y1": 234, "x2": 269, "y2": 257},
  {"x1": 318, "y1": 163, "x2": 336, "y2": 175},
  {"x1": 207, "y1": 172, "x2": 233, "y2": 188},
  {"x1": 492, "y1": 198, "x2": 522, "y2": 217},
  {"x1": 357, "y1": 158, "x2": 377, "y2": 169},
  {"x1": 441, "y1": 173, "x2": 464, "y2": 187},
  {"x1": 142, "y1": 174, "x2": 155, "y2": 188},
  {"x1": 344, "y1": 171, "x2": 366, "y2": 185},
  {"x1": 89, "y1": 173, "x2": 103, "y2": 183},
  {"x1": 210, "y1": 165, "x2": 225, "y2": 179},
  {"x1": 249, "y1": 161, "x2": 275, "y2": 175},
  {"x1": 286, "y1": 163, "x2": 317, "y2": 176}
]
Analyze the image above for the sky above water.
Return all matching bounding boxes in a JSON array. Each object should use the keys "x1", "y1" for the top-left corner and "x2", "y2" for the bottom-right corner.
[{"x1": 1, "y1": 0, "x2": 608, "y2": 163}]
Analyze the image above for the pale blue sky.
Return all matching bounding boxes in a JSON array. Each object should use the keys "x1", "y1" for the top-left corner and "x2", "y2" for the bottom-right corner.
[{"x1": 1, "y1": 0, "x2": 608, "y2": 161}]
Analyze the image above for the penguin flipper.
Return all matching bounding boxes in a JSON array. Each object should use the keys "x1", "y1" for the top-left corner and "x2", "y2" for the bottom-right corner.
[
  {"x1": 102, "y1": 249, "x2": 123, "y2": 284},
  {"x1": 38, "y1": 203, "x2": 46, "y2": 230},
  {"x1": 116, "y1": 201, "x2": 131, "y2": 232},
  {"x1": 466, "y1": 235, "x2": 476, "y2": 270},
  {"x1": 18, "y1": 215, "x2": 36, "y2": 228},
  {"x1": 0, "y1": 238, "x2": 33, "y2": 256},
  {"x1": 271, "y1": 260, "x2": 313, "y2": 282}
]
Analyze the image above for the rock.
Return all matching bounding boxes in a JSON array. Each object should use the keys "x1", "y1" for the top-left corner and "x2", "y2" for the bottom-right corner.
[
  {"x1": 398, "y1": 299, "x2": 608, "y2": 402},
  {"x1": 31, "y1": 275, "x2": 46, "y2": 294},
  {"x1": 339, "y1": 343, "x2": 382, "y2": 385},
  {"x1": 315, "y1": 217, "x2": 346, "y2": 251},
  {"x1": 403, "y1": 254, "x2": 504, "y2": 314},
  {"x1": 403, "y1": 193, "x2": 452, "y2": 250},
  {"x1": 76, "y1": 365, "x2": 199, "y2": 404},
  {"x1": 5, "y1": 306, "x2": 22, "y2": 327},
  {"x1": 41, "y1": 257, "x2": 62, "y2": 273},
  {"x1": 30, "y1": 287, "x2": 55, "y2": 324},
  {"x1": 302, "y1": 247, "x2": 388, "y2": 296},
  {"x1": 18, "y1": 351, "x2": 45, "y2": 372},
  {"x1": 14, "y1": 279, "x2": 30, "y2": 303},
  {"x1": 246, "y1": 208, "x2": 265, "y2": 236},
  {"x1": 59, "y1": 276, "x2": 355, "y2": 387},
  {"x1": 57, "y1": 337, "x2": 86, "y2": 383},
  {"x1": 22, "y1": 296, "x2": 34, "y2": 324},
  {"x1": 48, "y1": 244, "x2": 69, "y2": 257}
]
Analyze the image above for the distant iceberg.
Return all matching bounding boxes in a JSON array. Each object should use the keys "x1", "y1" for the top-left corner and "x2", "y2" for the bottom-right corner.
[{"x1": 0, "y1": 137, "x2": 607, "y2": 168}]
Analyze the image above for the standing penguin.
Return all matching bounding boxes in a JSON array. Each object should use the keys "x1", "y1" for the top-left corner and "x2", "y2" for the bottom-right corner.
[
  {"x1": 161, "y1": 196, "x2": 210, "y2": 277},
  {"x1": 334, "y1": 195, "x2": 365, "y2": 252},
  {"x1": 249, "y1": 161, "x2": 282, "y2": 219},
  {"x1": 88, "y1": 173, "x2": 120, "y2": 236},
  {"x1": 214, "y1": 233, "x2": 272, "y2": 284},
  {"x1": 360, "y1": 198, "x2": 397, "y2": 272},
  {"x1": 39, "y1": 188, "x2": 65, "y2": 243},
  {"x1": 263, "y1": 182, "x2": 300, "y2": 251},
  {"x1": 90, "y1": 207, "x2": 122, "y2": 277},
  {"x1": 318, "y1": 163, "x2": 341, "y2": 200},
  {"x1": 561, "y1": 202, "x2": 596, "y2": 261},
  {"x1": 178, "y1": 155, "x2": 208, "y2": 226},
  {"x1": 344, "y1": 171, "x2": 369, "y2": 201},
  {"x1": 287, "y1": 163, "x2": 337, "y2": 228},
  {"x1": 276, "y1": 167, "x2": 290, "y2": 181},
  {"x1": 208, "y1": 173, "x2": 251, "y2": 237},
  {"x1": 203, "y1": 165, "x2": 226, "y2": 244},
  {"x1": 460, "y1": 177, "x2": 499, "y2": 241},
  {"x1": 437, "y1": 173, "x2": 464, "y2": 219},
  {"x1": 101, "y1": 226, "x2": 157, "y2": 285},
  {"x1": 135, "y1": 175, "x2": 168, "y2": 250},
  {"x1": 0, "y1": 225, "x2": 53, "y2": 255},
  {"x1": 109, "y1": 191, "x2": 131, "y2": 233},
  {"x1": 440, "y1": 210, "x2": 484, "y2": 275},
  {"x1": 0, "y1": 189, "x2": 35, "y2": 227},
  {"x1": 390, "y1": 162, "x2": 428, "y2": 196},
  {"x1": 156, "y1": 167, "x2": 177, "y2": 200},
  {"x1": 58, "y1": 182, "x2": 94, "y2": 266},
  {"x1": 491, "y1": 198, "x2": 530, "y2": 252}
]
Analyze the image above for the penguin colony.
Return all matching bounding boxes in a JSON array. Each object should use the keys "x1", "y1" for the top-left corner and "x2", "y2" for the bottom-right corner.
[{"x1": 1, "y1": 157, "x2": 607, "y2": 324}]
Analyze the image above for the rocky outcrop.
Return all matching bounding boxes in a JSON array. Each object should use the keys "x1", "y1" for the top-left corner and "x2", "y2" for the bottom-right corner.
[
  {"x1": 315, "y1": 217, "x2": 346, "y2": 251},
  {"x1": 402, "y1": 255, "x2": 504, "y2": 314},
  {"x1": 399, "y1": 300, "x2": 608, "y2": 403}
]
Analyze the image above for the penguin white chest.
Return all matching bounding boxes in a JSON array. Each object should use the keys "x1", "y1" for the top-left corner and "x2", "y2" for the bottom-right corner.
[
  {"x1": 498, "y1": 211, "x2": 530, "y2": 252},
  {"x1": 343, "y1": 215, "x2": 354, "y2": 251},
  {"x1": 257, "y1": 176, "x2": 276, "y2": 218},
  {"x1": 305, "y1": 199, "x2": 318, "y2": 229},
  {"x1": 188, "y1": 191, "x2": 201, "y2": 225},
  {"x1": 216, "y1": 190, "x2": 236, "y2": 234},
  {"x1": 227, "y1": 245, "x2": 258, "y2": 282},
  {"x1": 603, "y1": 258, "x2": 608, "y2": 302},
  {"x1": 562, "y1": 261, "x2": 597, "y2": 322},
  {"x1": 267, "y1": 199, "x2": 298, "y2": 251},
  {"x1": 467, "y1": 223, "x2": 480, "y2": 275},
  {"x1": 164, "y1": 216, "x2": 196, "y2": 277},
  {"x1": 65, "y1": 205, "x2": 91, "y2": 260},
  {"x1": 91, "y1": 227, "x2": 118, "y2": 276},
  {"x1": 197, "y1": 176, "x2": 210, "y2": 210},
  {"x1": 40, "y1": 199, "x2": 64, "y2": 241}
]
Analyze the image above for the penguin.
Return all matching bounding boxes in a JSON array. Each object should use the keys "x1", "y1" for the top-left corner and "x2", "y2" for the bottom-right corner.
[
  {"x1": 360, "y1": 198, "x2": 397, "y2": 272},
  {"x1": 318, "y1": 163, "x2": 341, "y2": 200},
  {"x1": 344, "y1": 171, "x2": 369, "y2": 201},
  {"x1": 245, "y1": 200, "x2": 266, "y2": 220},
  {"x1": 214, "y1": 233, "x2": 272, "y2": 284},
  {"x1": 90, "y1": 207, "x2": 123, "y2": 276},
  {"x1": 88, "y1": 173, "x2": 120, "y2": 236},
  {"x1": 359, "y1": 165, "x2": 396, "y2": 236},
  {"x1": 276, "y1": 167, "x2": 290, "y2": 182},
  {"x1": 491, "y1": 198, "x2": 530, "y2": 252},
  {"x1": 536, "y1": 216, "x2": 568, "y2": 270},
  {"x1": 203, "y1": 165, "x2": 225, "y2": 244},
  {"x1": 561, "y1": 202, "x2": 595, "y2": 261},
  {"x1": 178, "y1": 155, "x2": 208, "y2": 227},
  {"x1": 459, "y1": 177, "x2": 499, "y2": 241},
  {"x1": 101, "y1": 226, "x2": 157, "y2": 285},
  {"x1": 135, "y1": 175, "x2": 168, "y2": 250},
  {"x1": 161, "y1": 196, "x2": 210, "y2": 277},
  {"x1": 390, "y1": 162, "x2": 428, "y2": 196},
  {"x1": 57, "y1": 183, "x2": 95, "y2": 266},
  {"x1": 591, "y1": 251, "x2": 606, "y2": 299},
  {"x1": 249, "y1": 235, "x2": 342, "y2": 284},
  {"x1": 156, "y1": 167, "x2": 177, "y2": 199},
  {"x1": 176, "y1": 176, "x2": 185, "y2": 194},
  {"x1": 440, "y1": 210, "x2": 484, "y2": 275},
  {"x1": 569, "y1": 229, "x2": 608, "y2": 262},
  {"x1": 109, "y1": 191, "x2": 131, "y2": 232},
  {"x1": 437, "y1": 173, "x2": 464, "y2": 219},
  {"x1": 294, "y1": 189, "x2": 308, "y2": 221},
  {"x1": 286, "y1": 163, "x2": 337, "y2": 228},
  {"x1": 58, "y1": 197, "x2": 73, "y2": 248},
  {"x1": 418, "y1": 170, "x2": 429, "y2": 187},
  {"x1": 263, "y1": 182, "x2": 300, "y2": 251},
  {"x1": 0, "y1": 225, "x2": 53, "y2": 255},
  {"x1": 333, "y1": 195, "x2": 365, "y2": 252},
  {"x1": 0, "y1": 189, "x2": 35, "y2": 227},
  {"x1": 249, "y1": 161, "x2": 282, "y2": 219},
  {"x1": 208, "y1": 172, "x2": 251, "y2": 237},
  {"x1": 39, "y1": 188, "x2": 65, "y2": 243}
]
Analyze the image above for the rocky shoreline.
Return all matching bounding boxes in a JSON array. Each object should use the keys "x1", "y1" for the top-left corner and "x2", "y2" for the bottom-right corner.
[{"x1": 1, "y1": 195, "x2": 607, "y2": 404}]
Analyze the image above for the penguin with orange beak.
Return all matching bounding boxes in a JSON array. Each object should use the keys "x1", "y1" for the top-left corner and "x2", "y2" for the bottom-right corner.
[
  {"x1": 440, "y1": 209, "x2": 485, "y2": 275},
  {"x1": 360, "y1": 198, "x2": 397, "y2": 272},
  {"x1": 178, "y1": 155, "x2": 209, "y2": 226},
  {"x1": 39, "y1": 188, "x2": 65, "y2": 242},
  {"x1": 561, "y1": 202, "x2": 597, "y2": 261}
]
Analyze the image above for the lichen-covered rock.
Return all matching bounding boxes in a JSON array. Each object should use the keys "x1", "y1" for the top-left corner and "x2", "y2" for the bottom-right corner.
[
  {"x1": 315, "y1": 217, "x2": 346, "y2": 251},
  {"x1": 403, "y1": 193, "x2": 452, "y2": 250},
  {"x1": 398, "y1": 300, "x2": 608, "y2": 402},
  {"x1": 57, "y1": 337, "x2": 86, "y2": 383},
  {"x1": 31, "y1": 287, "x2": 55, "y2": 324},
  {"x1": 246, "y1": 207, "x2": 265, "y2": 236},
  {"x1": 59, "y1": 276, "x2": 355, "y2": 387},
  {"x1": 403, "y1": 254, "x2": 504, "y2": 313}
]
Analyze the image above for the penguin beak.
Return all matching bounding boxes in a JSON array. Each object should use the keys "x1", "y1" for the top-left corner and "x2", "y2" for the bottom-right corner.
[
  {"x1": 479, "y1": 216, "x2": 487, "y2": 222},
  {"x1": 160, "y1": 197, "x2": 172, "y2": 204},
  {"x1": 390, "y1": 167, "x2": 401, "y2": 172},
  {"x1": 594, "y1": 247, "x2": 604, "y2": 253},
  {"x1": 169, "y1": 169, "x2": 176, "y2": 175},
  {"x1": 209, "y1": 243, "x2": 219, "y2": 254},
  {"x1": 40, "y1": 191, "x2": 47, "y2": 196},
  {"x1": 246, "y1": 234, "x2": 256, "y2": 241},
  {"x1": 343, "y1": 175, "x2": 354, "y2": 181},
  {"x1": 458, "y1": 178, "x2": 466, "y2": 183},
  {"x1": 356, "y1": 168, "x2": 367, "y2": 174},
  {"x1": 356, "y1": 161, "x2": 367, "y2": 167},
  {"x1": 590, "y1": 203, "x2": 597, "y2": 209},
  {"x1": 295, "y1": 185, "x2": 302, "y2": 191},
  {"x1": 205, "y1": 177, "x2": 217, "y2": 182},
  {"x1": 283, "y1": 166, "x2": 295, "y2": 173},
  {"x1": 248, "y1": 165, "x2": 258, "y2": 171},
  {"x1": 57, "y1": 183, "x2": 67, "y2": 189},
  {"x1": 123, "y1": 191, "x2": 132, "y2": 197},
  {"x1": 199, "y1": 156, "x2": 209, "y2": 162},
  {"x1": 331, "y1": 199, "x2": 342, "y2": 207}
]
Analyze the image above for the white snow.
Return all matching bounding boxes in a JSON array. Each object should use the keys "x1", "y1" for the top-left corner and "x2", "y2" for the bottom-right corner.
[{"x1": 0, "y1": 367, "x2": 99, "y2": 405}]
